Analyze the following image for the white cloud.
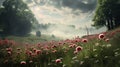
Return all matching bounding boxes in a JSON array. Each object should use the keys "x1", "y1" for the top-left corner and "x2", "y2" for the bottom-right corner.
[
  {"x1": 26, "y1": 1, "x2": 106, "y2": 38},
  {"x1": 29, "y1": 3, "x2": 93, "y2": 27}
]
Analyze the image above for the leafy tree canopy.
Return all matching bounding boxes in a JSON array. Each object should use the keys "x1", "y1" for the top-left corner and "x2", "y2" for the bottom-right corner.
[
  {"x1": 0, "y1": 0, "x2": 38, "y2": 36},
  {"x1": 93, "y1": 0, "x2": 120, "y2": 30}
]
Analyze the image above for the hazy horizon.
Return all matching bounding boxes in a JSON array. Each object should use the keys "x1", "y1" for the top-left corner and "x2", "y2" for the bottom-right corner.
[{"x1": 0, "y1": 0, "x2": 107, "y2": 39}]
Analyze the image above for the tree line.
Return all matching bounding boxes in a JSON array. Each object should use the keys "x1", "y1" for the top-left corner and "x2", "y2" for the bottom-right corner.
[{"x1": 93, "y1": 0, "x2": 120, "y2": 30}]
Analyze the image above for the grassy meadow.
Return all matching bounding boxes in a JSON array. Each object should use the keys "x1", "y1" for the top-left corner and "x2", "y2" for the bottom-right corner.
[{"x1": 0, "y1": 28, "x2": 120, "y2": 67}]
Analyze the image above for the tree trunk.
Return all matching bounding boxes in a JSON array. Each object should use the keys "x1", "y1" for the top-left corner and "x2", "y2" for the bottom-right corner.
[
  {"x1": 107, "y1": 19, "x2": 111, "y2": 30},
  {"x1": 110, "y1": 19, "x2": 114, "y2": 29}
]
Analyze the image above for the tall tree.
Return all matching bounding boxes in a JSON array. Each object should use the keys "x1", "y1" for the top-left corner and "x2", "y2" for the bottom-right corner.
[
  {"x1": 0, "y1": 0, "x2": 38, "y2": 36},
  {"x1": 93, "y1": 0, "x2": 120, "y2": 30}
]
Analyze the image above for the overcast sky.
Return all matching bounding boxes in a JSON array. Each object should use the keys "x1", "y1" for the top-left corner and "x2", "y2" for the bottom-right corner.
[
  {"x1": 0, "y1": 0, "x2": 107, "y2": 38},
  {"x1": 24, "y1": 0, "x2": 97, "y2": 28},
  {"x1": 24, "y1": 0, "x2": 107, "y2": 38}
]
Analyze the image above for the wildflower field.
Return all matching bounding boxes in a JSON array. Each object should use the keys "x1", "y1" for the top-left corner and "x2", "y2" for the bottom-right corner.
[{"x1": 0, "y1": 29, "x2": 120, "y2": 67}]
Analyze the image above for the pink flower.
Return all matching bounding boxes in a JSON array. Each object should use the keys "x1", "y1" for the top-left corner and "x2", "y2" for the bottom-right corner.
[
  {"x1": 105, "y1": 38, "x2": 109, "y2": 42},
  {"x1": 26, "y1": 50, "x2": 32, "y2": 56},
  {"x1": 69, "y1": 44, "x2": 76, "y2": 48},
  {"x1": 69, "y1": 45, "x2": 73, "y2": 48},
  {"x1": 74, "y1": 51, "x2": 78, "y2": 54},
  {"x1": 31, "y1": 53, "x2": 37, "y2": 57},
  {"x1": 72, "y1": 44, "x2": 77, "y2": 47},
  {"x1": 6, "y1": 48, "x2": 12, "y2": 52},
  {"x1": 51, "y1": 45, "x2": 57, "y2": 48},
  {"x1": 82, "y1": 39, "x2": 88, "y2": 43},
  {"x1": 28, "y1": 51, "x2": 32, "y2": 55},
  {"x1": 17, "y1": 52, "x2": 20, "y2": 55},
  {"x1": 45, "y1": 46, "x2": 50, "y2": 50},
  {"x1": 55, "y1": 59, "x2": 62, "y2": 63},
  {"x1": 20, "y1": 61, "x2": 26, "y2": 64},
  {"x1": 58, "y1": 42, "x2": 62, "y2": 45},
  {"x1": 98, "y1": 34, "x2": 105, "y2": 39},
  {"x1": 76, "y1": 46, "x2": 83, "y2": 52},
  {"x1": 7, "y1": 51, "x2": 12, "y2": 55},
  {"x1": 4, "y1": 60, "x2": 8, "y2": 64},
  {"x1": 75, "y1": 40, "x2": 78, "y2": 42},
  {"x1": 33, "y1": 48, "x2": 37, "y2": 53},
  {"x1": 52, "y1": 50, "x2": 57, "y2": 53},
  {"x1": 29, "y1": 60, "x2": 33, "y2": 63},
  {"x1": 36, "y1": 50, "x2": 42, "y2": 55}
]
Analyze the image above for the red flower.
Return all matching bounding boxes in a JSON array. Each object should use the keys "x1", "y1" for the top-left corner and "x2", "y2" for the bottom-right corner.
[
  {"x1": 55, "y1": 59, "x2": 61, "y2": 63},
  {"x1": 20, "y1": 61, "x2": 26, "y2": 64},
  {"x1": 98, "y1": 34, "x2": 105, "y2": 39},
  {"x1": 76, "y1": 46, "x2": 82, "y2": 52}
]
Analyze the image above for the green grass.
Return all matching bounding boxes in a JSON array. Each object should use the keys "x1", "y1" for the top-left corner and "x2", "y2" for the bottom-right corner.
[
  {"x1": 0, "y1": 28, "x2": 120, "y2": 67},
  {"x1": 5, "y1": 34, "x2": 61, "y2": 44}
]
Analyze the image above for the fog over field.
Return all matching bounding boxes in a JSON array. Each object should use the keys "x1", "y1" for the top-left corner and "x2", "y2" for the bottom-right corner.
[{"x1": 1, "y1": 0, "x2": 107, "y2": 38}]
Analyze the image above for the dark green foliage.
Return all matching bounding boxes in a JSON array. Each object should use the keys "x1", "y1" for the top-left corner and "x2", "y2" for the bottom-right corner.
[
  {"x1": 36, "y1": 31, "x2": 41, "y2": 37},
  {"x1": 52, "y1": 34, "x2": 55, "y2": 38},
  {"x1": 93, "y1": 0, "x2": 120, "y2": 30},
  {"x1": 0, "y1": 0, "x2": 38, "y2": 36}
]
